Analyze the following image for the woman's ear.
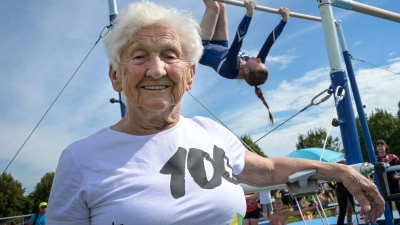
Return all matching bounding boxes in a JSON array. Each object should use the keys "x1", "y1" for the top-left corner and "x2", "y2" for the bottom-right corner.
[
  {"x1": 185, "y1": 65, "x2": 196, "y2": 91},
  {"x1": 109, "y1": 65, "x2": 122, "y2": 92}
]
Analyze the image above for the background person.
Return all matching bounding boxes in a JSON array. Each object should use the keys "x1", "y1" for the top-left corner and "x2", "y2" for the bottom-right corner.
[
  {"x1": 46, "y1": 1, "x2": 384, "y2": 225},
  {"x1": 328, "y1": 161, "x2": 355, "y2": 225},
  {"x1": 260, "y1": 190, "x2": 273, "y2": 220},
  {"x1": 278, "y1": 188, "x2": 292, "y2": 209},
  {"x1": 269, "y1": 198, "x2": 316, "y2": 225},
  {"x1": 244, "y1": 192, "x2": 261, "y2": 225},
  {"x1": 375, "y1": 139, "x2": 400, "y2": 218},
  {"x1": 27, "y1": 202, "x2": 47, "y2": 225}
]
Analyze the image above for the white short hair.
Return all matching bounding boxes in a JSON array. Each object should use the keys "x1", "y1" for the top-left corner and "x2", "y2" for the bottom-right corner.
[{"x1": 103, "y1": 0, "x2": 203, "y2": 70}]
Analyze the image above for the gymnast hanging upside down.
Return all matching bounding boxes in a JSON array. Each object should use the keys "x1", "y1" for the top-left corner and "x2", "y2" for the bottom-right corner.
[{"x1": 199, "y1": 0, "x2": 290, "y2": 124}]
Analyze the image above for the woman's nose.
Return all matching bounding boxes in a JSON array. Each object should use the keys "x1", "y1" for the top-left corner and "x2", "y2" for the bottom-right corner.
[{"x1": 146, "y1": 56, "x2": 167, "y2": 78}]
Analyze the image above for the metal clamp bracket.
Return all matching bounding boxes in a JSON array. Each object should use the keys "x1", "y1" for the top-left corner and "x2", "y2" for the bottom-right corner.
[{"x1": 287, "y1": 169, "x2": 319, "y2": 196}]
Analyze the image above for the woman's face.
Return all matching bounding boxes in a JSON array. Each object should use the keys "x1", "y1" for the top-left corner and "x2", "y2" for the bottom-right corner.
[
  {"x1": 376, "y1": 143, "x2": 386, "y2": 154},
  {"x1": 273, "y1": 199, "x2": 283, "y2": 210},
  {"x1": 112, "y1": 25, "x2": 195, "y2": 113},
  {"x1": 246, "y1": 57, "x2": 265, "y2": 71}
]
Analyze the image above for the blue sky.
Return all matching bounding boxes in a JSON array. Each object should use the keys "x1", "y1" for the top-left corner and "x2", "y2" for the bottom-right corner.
[{"x1": 1, "y1": 0, "x2": 399, "y2": 194}]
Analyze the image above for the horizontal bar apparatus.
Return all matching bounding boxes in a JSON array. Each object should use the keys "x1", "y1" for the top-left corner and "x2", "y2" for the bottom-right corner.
[
  {"x1": 214, "y1": 0, "x2": 322, "y2": 22},
  {"x1": 333, "y1": 0, "x2": 400, "y2": 23}
]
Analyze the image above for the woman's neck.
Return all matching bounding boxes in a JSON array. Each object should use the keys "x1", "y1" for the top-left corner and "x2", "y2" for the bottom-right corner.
[
  {"x1": 111, "y1": 106, "x2": 180, "y2": 135},
  {"x1": 378, "y1": 152, "x2": 387, "y2": 157}
]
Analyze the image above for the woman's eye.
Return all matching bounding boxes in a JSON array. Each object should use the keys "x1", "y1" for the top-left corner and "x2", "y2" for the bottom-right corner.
[
  {"x1": 166, "y1": 56, "x2": 177, "y2": 60},
  {"x1": 163, "y1": 50, "x2": 179, "y2": 60}
]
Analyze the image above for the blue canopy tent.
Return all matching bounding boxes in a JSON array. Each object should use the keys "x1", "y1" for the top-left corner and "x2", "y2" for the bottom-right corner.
[{"x1": 286, "y1": 148, "x2": 344, "y2": 163}]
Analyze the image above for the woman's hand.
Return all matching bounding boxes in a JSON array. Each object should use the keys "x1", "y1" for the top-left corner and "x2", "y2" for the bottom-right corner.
[
  {"x1": 279, "y1": 7, "x2": 290, "y2": 22},
  {"x1": 340, "y1": 166, "x2": 385, "y2": 223},
  {"x1": 393, "y1": 174, "x2": 400, "y2": 180},
  {"x1": 244, "y1": 0, "x2": 257, "y2": 17}
]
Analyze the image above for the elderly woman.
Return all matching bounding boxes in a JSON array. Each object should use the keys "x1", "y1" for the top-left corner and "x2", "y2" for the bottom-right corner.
[{"x1": 47, "y1": 1, "x2": 384, "y2": 225}]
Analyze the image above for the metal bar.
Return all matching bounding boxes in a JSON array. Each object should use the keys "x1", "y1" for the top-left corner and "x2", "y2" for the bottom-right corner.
[
  {"x1": 352, "y1": 1, "x2": 400, "y2": 23},
  {"x1": 332, "y1": 0, "x2": 400, "y2": 23},
  {"x1": 108, "y1": 0, "x2": 118, "y2": 23},
  {"x1": 241, "y1": 183, "x2": 286, "y2": 193},
  {"x1": 214, "y1": 0, "x2": 322, "y2": 22},
  {"x1": 0, "y1": 214, "x2": 32, "y2": 220},
  {"x1": 386, "y1": 165, "x2": 400, "y2": 172},
  {"x1": 107, "y1": 0, "x2": 127, "y2": 118}
]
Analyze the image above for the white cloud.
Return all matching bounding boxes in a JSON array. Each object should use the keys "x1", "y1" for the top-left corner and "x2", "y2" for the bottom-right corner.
[
  {"x1": 243, "y1": 48, "x2": 298, "y2": 70},
  {"x1": 205, "y1": 60, "x2": 400, "y2": 158},
  {"x1": 388, "y1": 57, "x2": 400, "y2": 63},
  {"x1": 267, "y1": 54, "x2": 298, "y2": 69}
]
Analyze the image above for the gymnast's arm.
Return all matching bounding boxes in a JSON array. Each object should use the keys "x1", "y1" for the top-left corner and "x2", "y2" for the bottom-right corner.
[
  {"x1": 224, "y1": 0, "x2": 255, "y2": 71},
  {"x1": 257, "y1": 7, "x2": 289, "y2": 63},
  {"x1": 224, "y1": 15, "x2": 252, "y2": 69}
]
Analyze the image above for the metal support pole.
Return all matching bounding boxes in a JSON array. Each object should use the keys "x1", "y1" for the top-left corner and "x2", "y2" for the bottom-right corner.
[
  {"x1": 335, "y1": 20, "x2": 394, "y2": 225},
  {"x1": 318, "y1": 2, "x2": 370, "y2": 222},
  {"x1": 214, "y1": 0, "x2": 322, "y2": 22},
  {"x1": 108, "y1": 0, "x2": 118, "y2": 24},
  {"x1": 107, "y1": 0, "x2": 126, "y2": 118},
  {"x1": 317, "y1": 0, "x2": 363, "y2": 164},
  {"x1": 332, "y1": 0, "x2": 400, "y2": 23}
]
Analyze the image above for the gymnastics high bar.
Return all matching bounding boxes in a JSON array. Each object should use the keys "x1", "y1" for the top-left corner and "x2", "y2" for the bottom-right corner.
[
  {"x1": 213, "y1": 0, "x2": 322, "y2": 22},
  {"x1": 216, "y1": 0, "x2": 400, "y2": 24},
  {"x1": 332, "y1": 0, "x2": 400, "y2": 23}
]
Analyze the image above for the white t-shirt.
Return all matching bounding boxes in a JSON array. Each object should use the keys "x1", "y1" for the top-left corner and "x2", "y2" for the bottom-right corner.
[
  {"x1": 47, "y1": 116, "x2": 246, "y2": 225},
  {"x1": 259, "y1": 190, "x2": 272, "y2": 204}
]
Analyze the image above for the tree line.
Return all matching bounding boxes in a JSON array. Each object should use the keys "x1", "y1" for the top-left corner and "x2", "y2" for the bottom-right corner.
[
  {"x1": 294, "y1": 101, "x2": 400, "y2": 162},
  {"x1": 0, "y1": 172, "x2": 54, "y2": 217}
]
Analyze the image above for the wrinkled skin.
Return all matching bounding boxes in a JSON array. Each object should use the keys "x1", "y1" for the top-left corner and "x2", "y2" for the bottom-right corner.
[
  {"x1": 235, "y1": 150, "x2": 385, "y2": 223},
  {"x1": 109, "y1": 25, "x2": 195, "y2": 135}
]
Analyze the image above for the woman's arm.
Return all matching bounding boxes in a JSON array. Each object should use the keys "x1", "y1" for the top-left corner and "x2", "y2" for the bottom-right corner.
[
  {"x1": 286, "y1": 204, "x2": 316, "y2": 217},
  {"x1": 256, "y1": 7, "x2": 289, "y2": 63},
  {"x1": 246, "y1": 192, "x2": 260, "y2": 202},
  {"x1": 225, "y1": 1, "x2": 255, "y2": 68},
  {"x1": 235, "y1": 150, "x2": 385, "y2": 223}
]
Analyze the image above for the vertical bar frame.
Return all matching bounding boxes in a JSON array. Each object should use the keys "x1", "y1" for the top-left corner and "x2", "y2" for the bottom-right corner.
[
  {"x1": 317, "y1": 0, "x2": 363, "y2": 164},
  {"x1": 108, "y1": 0, "x2": 126, "y2": 118},
  {"x1": 336, "y1": 20, "x2": 394, "y2": 225}
]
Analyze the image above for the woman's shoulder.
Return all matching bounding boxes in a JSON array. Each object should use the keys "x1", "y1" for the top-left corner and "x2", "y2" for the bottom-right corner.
[
  {"x1": 270, "y1": 212, "x2": 278, "y2": 218},
  {"x1": 187, "y1": 116, "x2": 230, "y2": 134}
]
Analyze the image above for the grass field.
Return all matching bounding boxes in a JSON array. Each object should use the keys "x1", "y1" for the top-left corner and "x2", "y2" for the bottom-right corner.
[{"x1": 287, "y1": 209, "x2": 336, "y2": 223}]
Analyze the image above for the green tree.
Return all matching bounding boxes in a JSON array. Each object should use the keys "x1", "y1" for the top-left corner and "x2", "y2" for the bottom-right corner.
[
  {"x1": 0, "y1": 173, "x2": 28, "y2": 217},
  {"x1": 356, "y1": 106, "x2": 400, "y2": 162},
  {"x1": 240, "y1": 135, "x2": 267, "y2": 157},
  {"x1": 27, "y1": 172, "x2": 54, "y2": 213},
  {"x1": 295, "y1": 127, "x2": 342, "y2": 152}
]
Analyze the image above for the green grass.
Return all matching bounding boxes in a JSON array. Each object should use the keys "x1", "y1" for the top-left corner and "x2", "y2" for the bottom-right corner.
[{"x1": 287, "y1": 209, "x2": 335, "y2": 223}]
